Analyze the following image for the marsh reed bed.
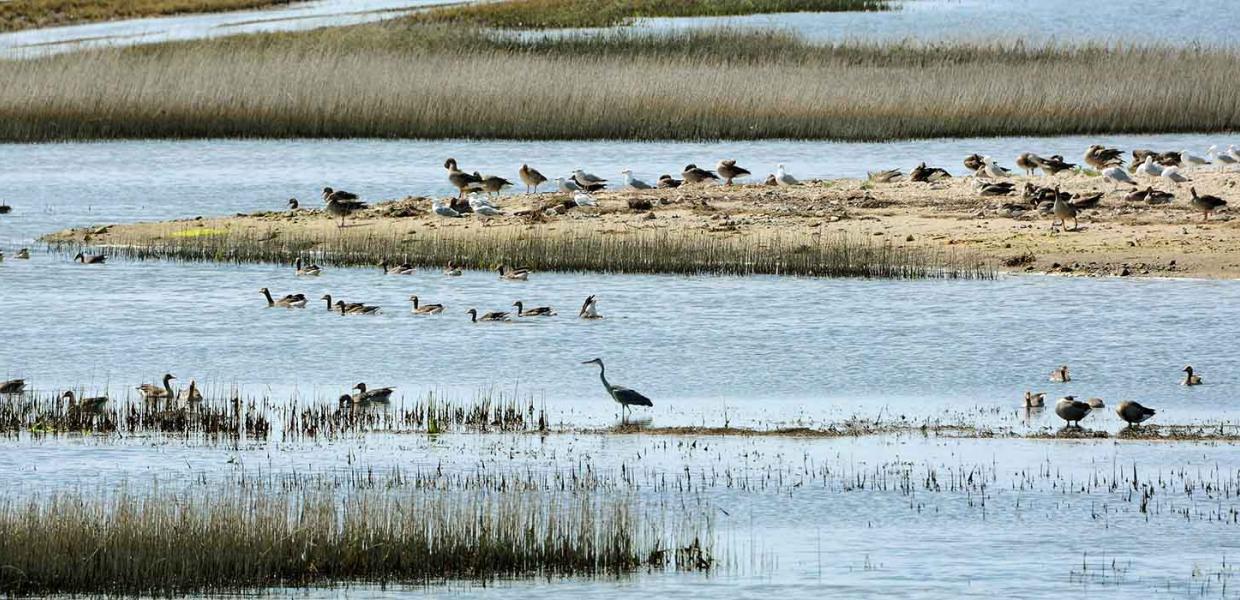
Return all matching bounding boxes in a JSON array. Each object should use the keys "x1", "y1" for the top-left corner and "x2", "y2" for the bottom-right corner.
[
  {"x1": 414, "y1": 0, "x2": 889, "y2": 29},
  {"x1": 48, "y1": 226, "x2": 993, "y2": 279},
  {"x1": 0, "y1": 387, "x2": 542, "y2": 439},
  {"x1": 0, "y1": 0, "x2": 294, "y2": 32},
  {"x1": 1, "y1": 22, "x2": 1238, "y2": 141},
  {"x1": 0, "y1": 479, "x2": 712, "y2": 594}
]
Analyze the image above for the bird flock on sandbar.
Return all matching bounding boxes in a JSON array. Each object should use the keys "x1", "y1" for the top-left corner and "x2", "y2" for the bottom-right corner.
[{"x1": 1022, "y1": 363, "x2": 1209, "y2": 430}]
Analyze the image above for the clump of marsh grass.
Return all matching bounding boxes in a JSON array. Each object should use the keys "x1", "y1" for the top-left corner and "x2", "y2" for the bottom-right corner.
[
  {"x1": 0, "y1": 0, "x2": 294, "y2": 32},
  {"x1": 0, "y1": 483, "x2": 712, "y2": 594},
  {"x1": 412, "y1": 0, "x2": 890, "y2": 29},
  {"x1": 1, "y1": 23, "x2": 1237, "y2": 142},
  {"x1": 46, "y1": 227, "x2": 993, "y2": 279}
]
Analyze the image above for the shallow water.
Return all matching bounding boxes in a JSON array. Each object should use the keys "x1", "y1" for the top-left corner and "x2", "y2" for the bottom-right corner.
[
  {"x1": 3, "y1": 136, "x2": 1240, "y2": 597},
  {"x1": 634, "y1": 0, "x2": 1240, "y2": 47},
  {"x1": 0, "y1": 0, "x2": 446, "y2": 58}
]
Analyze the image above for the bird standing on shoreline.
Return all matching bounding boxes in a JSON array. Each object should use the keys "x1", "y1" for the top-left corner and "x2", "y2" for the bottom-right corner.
[
  {"x1": 582, "y1": 358, "x2": 652, "y2": 421},
  {"x1": 1188, "y1": 188, "x2": 1226, "y2": 221},
  {"x1": 716, "y1": 160, "x2": 751, "y2": 186},
  {"x1": 519, "y1": 164, "x2": 547, "y2": 194},
  {"x1": 1116, "y1": 400, "x2": 1156, "y2": 427},
  {"x1": 1055, "y1": 396, "x2": 1092, "y2": 427}
]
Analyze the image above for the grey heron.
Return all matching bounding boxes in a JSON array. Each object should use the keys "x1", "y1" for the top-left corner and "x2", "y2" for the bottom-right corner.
[
  {"x1": 1116, "y1": 400, "x2": 1156, "y2": 427},
  {"x1": 582, "y1": 358, "x2": 653, "y2": 419}
]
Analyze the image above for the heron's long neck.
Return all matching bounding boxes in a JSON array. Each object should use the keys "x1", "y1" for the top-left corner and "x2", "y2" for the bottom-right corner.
[{"x1": 597, "y1": 365, "x2": 609, "y2": 389}]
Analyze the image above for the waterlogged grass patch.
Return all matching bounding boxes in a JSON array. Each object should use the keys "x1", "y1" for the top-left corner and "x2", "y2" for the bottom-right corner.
[{"x1": 169, "y1": 227, "x2": 226, "y2": 238}]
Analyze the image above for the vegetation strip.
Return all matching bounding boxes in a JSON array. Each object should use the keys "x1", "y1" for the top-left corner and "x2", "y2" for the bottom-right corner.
[
  {"x1": 0, "y1": 0, "x2": 295, "y2": 33},
  {"x1": 412, "y1": 0, "x2": 890, "y2": 29},
  {"x1": 2, "y1": 22, "x2": 1237, "y2": 141}
]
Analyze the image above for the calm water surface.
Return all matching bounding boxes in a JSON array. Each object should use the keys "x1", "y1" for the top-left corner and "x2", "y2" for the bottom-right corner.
[{"x1": 3, "y1": 137, "x2": 1239, "y2": 598}]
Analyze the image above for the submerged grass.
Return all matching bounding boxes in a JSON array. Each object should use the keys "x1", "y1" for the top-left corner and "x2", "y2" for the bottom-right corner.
[
  {"x1": 1, "y1": 21, "x2": 1238, "y2": 141},
  {"x1": 45, "y1": 226, "x2": 993, "y2": 279},
  {"x1": 414, "y1": 0, "x2": 889, "y2": 29},
  {"x1": 0, "y1": 482, "x2": 711, "y2": 595},
  {"x1": 0, "y1": 0, "x2": 294, "y2": 32}
]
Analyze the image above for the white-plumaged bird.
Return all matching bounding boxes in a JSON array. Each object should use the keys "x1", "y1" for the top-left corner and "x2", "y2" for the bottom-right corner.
[
  {"x1": 556, "y1": 177, "x2": 583, "y2": 192},
  {"x1": 1102, "y1": 166, "x2": 1136, "y2": 188},
  {"x1": 775, "y1": 164, "x2": 799, "y2": 186},
  {"x1": 1136, "y1": 155, "x2": 1163, "y2": 179},
  {"x1": 1160, "y1": 166, "x2": 1191, "y2": 185},
  {"x1": 982, "y1": 156, "x2": 1011, "y2": 178},
  {"x1": 621, "y1": 169, "x2": 652, "y2": 190},
  {"x1": 1208, "y1": 145, "x2": 1237, "y2": 170},
  {"x1": 432, "y1": 199, "x2": 461, "y2": 218},
  {"x1": 573, "y1": 192, "x2": 597, "y2": 207},
  {"x1": 1180, "y1": 149, "x2": 1209, "y2": 169}
]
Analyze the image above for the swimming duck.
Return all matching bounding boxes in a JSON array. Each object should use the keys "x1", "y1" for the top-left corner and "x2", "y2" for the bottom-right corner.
[
  {"x1": 379, "y1": 260, "x2": 416, "y2": 275},
  {"x1": 0, "y1": 379, "x2": 25, "y2": 394},
  {"x1": 1115, "y1": 400, "x2": 1156, "y2": 427},
  {"x1": 579, "y1": 295, "x2": 602, "y2": 319},
  {"x1": 497, "y1": 265, "x2": 529, "y2": 281},
  {"x1": 1182, "y1": 365, "x2": 1202, "y2": 386},
  {"x1": 137, "y1": 374, "x2": 176, "y2": 401},
  {"x1": 682, "y1": 164, "x2": 719, "y2": 185},
  {"x1": 1049, "y1": 365, "x2": 1070, "y2": 383},
  {"x1": 409, "y1": 295, "x2": 444, "y2": 314},
  {"x1": 657, "y1": 175, "x2": 683, "y2": 189},
  {"x1": 62, "y1": 390, "x2": 108, "y2": 412},
  {"x1": 352, "y1": 382, "x2": 394, "y2": 403},
  {"x1": 519, "y1": 164, "x2": 548, "y2": 194},
  {"x1": 320, "y1": 294, "x2": 363, "y2": 312},
  {"x1": 294, "y1": 257, "x2": 322, "y2": 276},
  {"x1": 444, "y1": 261, "x2": 463, "y2": 276},
  {"x1": 467, "y1": 308, "x2": 511, "y2": 322},
  {"x1": 774, "y1": 164, "x2": 799, "y2": 186},
  {"x1": 73, "y1": 252, "x2": 106, "y2": 264},
  {"x1": 1055, "y1": 396, "x2": 1092, "y2": 427},
  {"x1": 716, "y1": 160, "x2": 751, "y2": 186},
  {"x1": 621, "y1": 169, "x2": 652, "y2": 190},
  {"x1": 15, "y1": 248, "x2": 29, "y2": 259},
  {"x1": 337, "y1": 301, "x2": 380, "y2": 315},
  {"x1": 1189, "y1": 188, "x2": 1227, "y2": 221},
  {"x1": 513, "y1": 300, "x2": 556, "y2": 317},
  {"x1": 260, "y1": 288, "x2": 306, "y2": 308},
  {"x1": 1023, "y1": 391, "x2": 1045, "y2": 408},
  {"x1": 445, "y1": 158, "x2": 483, "y2": 198}
]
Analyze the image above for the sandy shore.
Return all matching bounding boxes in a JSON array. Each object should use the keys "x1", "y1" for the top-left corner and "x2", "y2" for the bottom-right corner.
[{"x1": 43, "y1": 170, "x2": 1240, "y2": 278}]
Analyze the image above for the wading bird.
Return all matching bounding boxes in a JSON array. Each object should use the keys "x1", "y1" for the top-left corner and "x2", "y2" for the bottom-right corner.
[
  {"x1": 582, "y1": 358, "x2": 653, "y2": 420},
  {"x1": 520, "y1": 164, "x2": 548, "y2": 194}
]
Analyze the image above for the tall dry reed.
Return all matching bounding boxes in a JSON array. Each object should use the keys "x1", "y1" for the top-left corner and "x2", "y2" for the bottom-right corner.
[{"x1": 0, "y1": 0, "x2": 293, "y2": 32}]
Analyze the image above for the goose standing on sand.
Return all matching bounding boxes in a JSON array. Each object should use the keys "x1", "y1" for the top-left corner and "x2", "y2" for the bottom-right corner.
[
  {"x1": 294, "y1": 257, "x2": 322, "y2": 276},
  {"x1": 73, "y1": 252, "x2": 106, "y2": 264},
  {"x1": 137, "y1": 374, "x2": 176, "y2": 401},
  {"x1": 1182, "y1": 365, "x2": 1203, "y2": 386},
  {"x1": 579, "y1": 295, "x2": 602, "y2": 319},
  {"x1": 520, "y1": 164, "x2": 548, "y2": 194},
  {"x1": 582, "y1": 358, "x2": 653, "y2": 419},
  {"x1": 1053, "y1": 195, "x2": 1078, "y2": 230},
  {"x1": 1207, "y1": 145, "x2": 1238, "y2": 171},
  {"x1": 481, "y1": 175, "x2": 513, "y2": 199},
  {"x1": 1116, "y1": 400, "x2": 1156, "y2": 427},
  {"x1": 1037, "y1": 155, "x2": 1076, "y2": 176},
  {"x1": 1084, "y1": 145, "x2": 1125, "y2": 170},
  {"x1": 433, "y1": 199, "x2": 463, "y2": 218},
  {"x1": 445, "y1": 158, "x2": 483, "y2": 198},
  {"x1": 1016, "y1": 153, "x2": 1044, "y2": 177},
  {"x1": 352, "y1": 382, "x2": 394, "y2": 403},
  {"x1": 1055, "y1": 396, "x2": 1092, "y2": 427},
  {"x1": 556, "y1": 177, "x2": 583, "y2": 193},
  {"x1": 716, "y1": 160, "x2": 751, "y2": 186},
  {"x1": 497, "y1": 265, "x2": 529, "y2": 280},
  {"x1": 409, "y1": 295, "x2": 444, "y2": 315},
  {"x1": 379, "y1": 260, "x2": 416, "y2": 275},
  {"x1": 1023, "y1": 391, "x2": 1046, "y2": 408},
  {"x1": 467, "y1": 308, "x2": 511, "y2": 322},
  {"x1": 512, "y1": 300, "x2": 556, "y2": 317},
  {"x1": 657, "y1": 175, "x2": 682, "y2": 189},
  {"x1": 1102, "y1": 166, "x2": 1136, "y2": 189},
  {"x1": 62, "y1": 390, "x2": 108, "y2": 412},
  {"x1": 287, "y1": 198, "x2": 299, "y2": 212},
  {"x1": 1189, "y1": 188, "x2": 1227, "y2": 220},
  {"x1": 259, "y1": 288, "x2": 306, "y2": 308},
  {"x1": 909, "y1": 162, "x2": 950, "y2": 183},
  {"x1": 963, "y1": 154, "x2": 985, "y2": 172},
  {"x1": 1049, "y1": 365, "x2": 1070, "y2": 383},
  {"x1": 323, "y1": 188, "x2": 367, "y2": 227},
  {"x1": 775, "y1": 164, "x2": 799, "y2": 186},
  {"x1": 0, "y1": 379, "x2": 25, "y2": 394},
  {"x1": 621, "y1": 169, "x2": 652, "y2": 190},
  {"x1": 682, "y1": 164, "x2": 719, "y2": 184}
]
